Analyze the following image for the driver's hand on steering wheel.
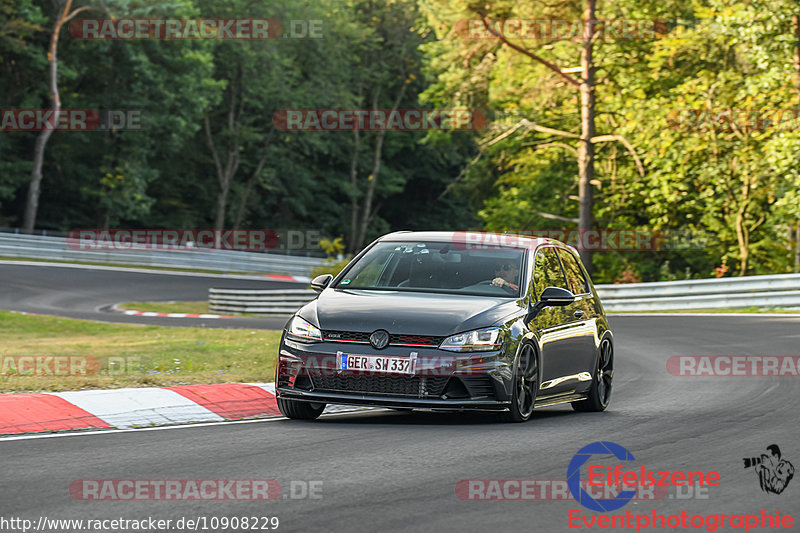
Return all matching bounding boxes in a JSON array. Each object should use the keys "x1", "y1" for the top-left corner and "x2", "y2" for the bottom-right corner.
[{"x1": 492, "y1": 277, "x2": 519, "y2": 291}]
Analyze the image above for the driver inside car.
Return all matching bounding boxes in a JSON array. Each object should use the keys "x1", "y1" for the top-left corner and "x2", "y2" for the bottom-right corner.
[{"x1": 491, "y1": 261, "x2": 520, "y2": 292}]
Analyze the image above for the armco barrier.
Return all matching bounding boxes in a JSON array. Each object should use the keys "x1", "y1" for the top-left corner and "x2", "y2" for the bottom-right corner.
[
  {"x1": 207, "y1": 273, "x2": 800, "y2": 316},
  {"x1": 209, "y1": 288, "x2": 317, "y2": 317},
  {"x1": 595, "y1": 273, "x2": 800, "y2": 311},
  {"x1": 0, "y1": 232, "x2": 325, "y2": 276}
]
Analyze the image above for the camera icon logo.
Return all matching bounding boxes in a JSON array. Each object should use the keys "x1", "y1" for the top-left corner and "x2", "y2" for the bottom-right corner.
[{"x1": 743, "y1": 444, "x2": 794, "y2": 495}]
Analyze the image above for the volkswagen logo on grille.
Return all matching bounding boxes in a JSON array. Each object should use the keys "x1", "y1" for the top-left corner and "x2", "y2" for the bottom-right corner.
[{"x1": 369, "y1": 330, "x2": 390, "y2": 350}]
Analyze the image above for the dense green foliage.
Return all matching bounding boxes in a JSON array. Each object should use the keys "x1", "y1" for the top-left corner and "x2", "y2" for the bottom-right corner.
[{"x1": 2, "y1": 0, "x2": 799, "y2": 281}]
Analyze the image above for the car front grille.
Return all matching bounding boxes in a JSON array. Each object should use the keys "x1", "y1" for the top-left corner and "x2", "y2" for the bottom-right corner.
[
  {"x1": 310, "y1": 375, "x2": 450, "y2": 398},
  {"x1": 322, "y1": 330, "x2": 446, "y2": 347},
  {"x1": 322, "y1": 330, "x2": 371, "y2": 343},
  {"x1": 391, "y1": 334, "x2": 445, "y2": 346}
]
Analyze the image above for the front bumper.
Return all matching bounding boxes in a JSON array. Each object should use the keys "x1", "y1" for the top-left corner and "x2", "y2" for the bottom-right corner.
[
  {"x1": 277, "y1": 388, "x2": 510, "y2": 411},
  {"x1": 276, "y1": 336, "x2": 513, "y2": 410}
]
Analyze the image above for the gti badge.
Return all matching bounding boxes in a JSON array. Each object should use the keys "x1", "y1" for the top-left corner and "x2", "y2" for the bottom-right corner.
[{"x1": 370, "y1": 330, "x2": 390, "y2": 350}]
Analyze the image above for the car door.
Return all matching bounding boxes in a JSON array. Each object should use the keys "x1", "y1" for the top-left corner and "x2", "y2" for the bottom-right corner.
[
  {"x1": 556, "y1": 247, "x2": 599, "y2": 381},
  {"x1": 531, "y1": 246, "x2": 586, "y2": 395}
]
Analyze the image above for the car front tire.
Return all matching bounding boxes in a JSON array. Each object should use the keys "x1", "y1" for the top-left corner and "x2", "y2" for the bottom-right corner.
[
  {"x1": 502, "y1": 343, "x2": 538, "y2": 423},
  {"x1": 277, "y1": 397, "x2": 326, "y2": 420}
]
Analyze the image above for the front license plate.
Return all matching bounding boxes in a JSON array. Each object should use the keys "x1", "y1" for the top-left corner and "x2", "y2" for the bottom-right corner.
[{"x1": 337, "y1": 352, "x2": 416, "y2": 375}]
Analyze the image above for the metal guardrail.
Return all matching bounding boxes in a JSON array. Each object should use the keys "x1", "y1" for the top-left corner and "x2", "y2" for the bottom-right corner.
[
  {"x1": 0, "y1": 232, "x2": 325, "y2": 276},
  {"x1": 209, "y1": 288, "x2": 317, "y2": 317},
  {"x1": 595, "y1": 273, "x2": 800, "y2": 311},
  {"x1": 207, "y1": 274, "x2": 800, "y2": 317}
]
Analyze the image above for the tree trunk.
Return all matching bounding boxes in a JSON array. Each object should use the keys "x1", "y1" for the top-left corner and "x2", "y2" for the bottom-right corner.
[
  {"x1": 22, "y1": 0, "x2": 81, "y2": 233},
  {"x1": 477, "y1": 4, "x2": 602, "y2": 270},
  {"x1": 24, "y1": 129, "x2": 55, "y2": 233},
  {"x1": 735, "y1": 207, "x2": 749, "y2": 276},
  {"x1": 232, "y1": 177, "x2": 254, "y2": 231},
  {"x1": 233, "y1": 129, "x2": 274, "y2": 230},
  {"x1": 353, "y1": 81, "x2": 407, "y2": 251},
  {"x1": 577, "y1": 0, "x2": 597, "y2": 272},
  {"x1": 354, "y1": 129, "x2": 386, "y2": 250},
  {"x1": 204, "y1": 66, "x2": 244, "y2": 246},
  {"x1": 733, "y1": 170, "x2": 763, "y2": 277},
  {"x1": 214, "y1": 188, "x2": 228, "y2": 236},
  {"x1": 792, "y1": 15, "x2": 800, "y2": 273},
  {"x1": 348, "y1": 127, "x2": 361, "y2": 254},
  {"x1": 204, "y1": 89, "x2": 241, "y2": 247},
  {"x1": 795, "y1": 221, "x2": 800, "y2": 273}
]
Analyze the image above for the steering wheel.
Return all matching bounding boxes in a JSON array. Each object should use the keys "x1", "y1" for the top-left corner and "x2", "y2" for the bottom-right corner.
[{"x1": 471, "y1": 280, "x2": 517, "y2": 294}]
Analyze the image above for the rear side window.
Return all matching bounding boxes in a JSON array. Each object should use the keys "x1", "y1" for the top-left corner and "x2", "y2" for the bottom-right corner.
[
  {"x1": 533, "y1": 247, "x2": 568, "y2": 299},
  {"x1": 557, "y1": 248, "x2": 590, "y2": 295}
]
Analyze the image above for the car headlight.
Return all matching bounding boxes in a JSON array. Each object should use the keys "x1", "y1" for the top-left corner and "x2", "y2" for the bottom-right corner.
[
  {"x1": 286, "y1": 315, "x2": 322, "y2": 343},
  {"x1": 439, "y1": 327, "x2": 502, "y2": 352}
]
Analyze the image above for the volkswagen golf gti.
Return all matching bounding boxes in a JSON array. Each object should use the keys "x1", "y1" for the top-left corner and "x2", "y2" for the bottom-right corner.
[{"x1": 275, "y1": 231, "x2": 614, "y2": 422}]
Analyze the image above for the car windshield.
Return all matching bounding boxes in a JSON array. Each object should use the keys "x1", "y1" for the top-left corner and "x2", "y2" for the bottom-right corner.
[{"x1": 335, "y1": 241, "x2": 526, "y2": 297}]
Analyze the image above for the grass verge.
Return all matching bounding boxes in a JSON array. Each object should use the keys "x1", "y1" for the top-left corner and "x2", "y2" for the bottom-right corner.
[{"x1": 0, "y1": 310, "x2": 281, "y2": 393}]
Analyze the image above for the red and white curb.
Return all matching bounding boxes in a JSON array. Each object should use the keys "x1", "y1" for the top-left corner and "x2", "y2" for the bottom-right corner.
[
  {"x1": 0, "y1": 383, "x2": 368, "y2": 435},
  {"x1": 108, "y1": 303, "x2": 236, "y2": 319},
  {"x1": 119, "y1": 309, "x2": 236, "y2": 319},
  {"x1": 264, "y1": 274, "x2": 310, "y2": 283}
]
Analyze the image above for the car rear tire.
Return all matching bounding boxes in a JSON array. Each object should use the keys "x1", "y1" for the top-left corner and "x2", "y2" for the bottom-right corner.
[
  {"x1": 277, "y1": 397, "x2": 326, "y2": 420},
  {"x1": 572, "y1": 336, "x2": 613, "y2": 412},
  {"x1": 502, "y1": 344, "x2": 538, "y2": 423}
]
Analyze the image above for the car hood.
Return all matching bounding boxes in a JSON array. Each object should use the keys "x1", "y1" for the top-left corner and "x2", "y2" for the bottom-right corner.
[{"x1": 297, "y1": 288, "x2": 524, "y2": 335}]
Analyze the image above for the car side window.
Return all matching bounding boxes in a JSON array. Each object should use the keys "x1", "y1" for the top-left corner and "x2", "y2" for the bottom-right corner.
[
  {"x1": 533, "y1": 247, "x2": 568, "y2": 300},
  {"x1": 557, "y1": 248, "x2": 589, "y2": 295}
]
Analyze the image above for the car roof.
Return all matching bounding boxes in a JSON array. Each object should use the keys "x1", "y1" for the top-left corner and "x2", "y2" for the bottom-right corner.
[{"x1": 376, "y1": 230, "x2": 566, "y2": 250}]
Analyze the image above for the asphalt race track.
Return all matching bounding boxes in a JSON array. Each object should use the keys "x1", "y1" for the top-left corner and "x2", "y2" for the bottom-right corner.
[
  {"x1": 0, "y1": 261, "x2": 304, "y2": 329},
  {"x1": 2, "y1": 315, "x2": 799, "y2": 532}
]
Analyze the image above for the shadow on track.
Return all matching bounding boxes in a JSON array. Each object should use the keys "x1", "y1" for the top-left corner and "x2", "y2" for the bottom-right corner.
[{"x1": 280, "y1": 406, "x2": 606, "y2": 426}]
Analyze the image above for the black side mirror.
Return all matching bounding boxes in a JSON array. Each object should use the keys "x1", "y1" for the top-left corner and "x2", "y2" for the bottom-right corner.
[
  {"x1": 310, "y1": 274, "x2": 333, "y2": 293},
  {"x1": 534, "y1": 286, "x2": 575, "y2": 309},
  {"x1": 525, "y1": 286, "x2": 575, "y2": 324}
]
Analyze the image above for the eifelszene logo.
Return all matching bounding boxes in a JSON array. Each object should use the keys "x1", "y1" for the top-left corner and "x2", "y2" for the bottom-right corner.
[
  {"x1": 567, "y1": 441, "x2": 637, "y2": 512},
  {"x1": 567, "y1": 441, "x2": 721, "y2": 512},
  {"x1": 566, "y1": 441, "x2": 796, "y2": 531},
  {"x1": 743, "y1": 444, "x2": 795, "y2": 495}
]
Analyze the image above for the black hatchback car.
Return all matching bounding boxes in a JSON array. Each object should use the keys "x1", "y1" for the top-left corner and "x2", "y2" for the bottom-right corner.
[{"x1": 275, "y1": 231, "x2": 614, "y2": 422}]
